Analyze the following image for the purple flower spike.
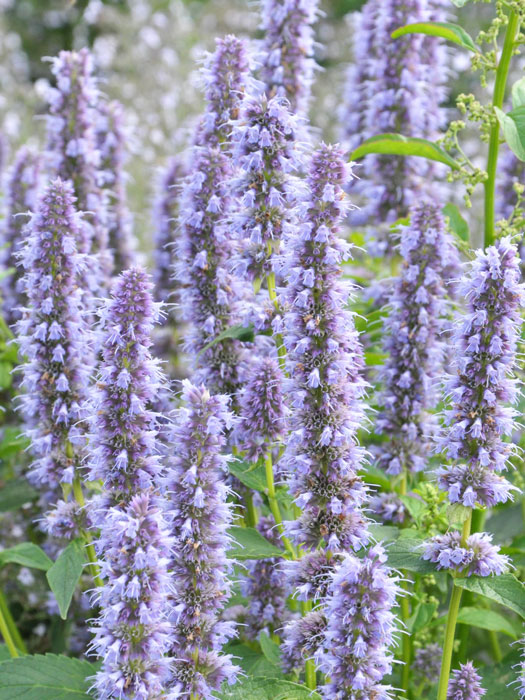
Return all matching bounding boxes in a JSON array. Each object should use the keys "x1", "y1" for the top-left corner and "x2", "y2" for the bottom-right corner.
[
  {"x1": 317, "y1": 544, "x2": 400, "y2": 700},
  {"x1": 376, "y1": 203, "x2": 459, "y2": 475},
  {"x1": 1, "y1": 147, "x2": 41, "y2": 326},
  {"x1": 436, "y1": 237, "x2": 524, "y2": 508},
  {"x1": 281, "y1": 144, "x2": 369, "y2": 555},
  {"x1": 448, "y1": 661, "x2": 486, "y2": 700},
  {"x1": 260, "y1": 0, "x2": 320, "y2": 117},
  {"x1": 423, "y1": 531, "x2": 509, "y2": 577},
  {"x1": 88, "y1": 268, "x2": 174, "y2": 699},
  {"x1": 164, "y1": 380, "x2": 238, "y2": 698},
  {"x1": 177, "y1": 36, "x2": 250, "y2": 393},
  {"x1": 17, "y1": 178, "x2": 92, "y2": 493},
  {"x1": 96, "y1": 99, "x2": 136, "y2": 273}
]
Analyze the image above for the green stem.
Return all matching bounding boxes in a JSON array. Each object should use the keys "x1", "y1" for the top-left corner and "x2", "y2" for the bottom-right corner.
[
  {"x1": 264, "y1": 453, "x2": 295, "y2": 557},
  {"x1": 72, "y1": 476, "x2": 103, "y2": 588},
  {"x1": 0, "y1": 602, "x2": 19, "y2": 658},
  {"x1": 484, "y1": 9, "x2": 520, "y2": 247},
  {"x1": 0, "y1": 590, "x2": 26, "y2": 654},
  {"x1": 437, "y1": 514, "x2": 472, "y2": 700},
  {"x1": 266, "y1": 272, "x2": 286, "y2": 372},
  {"x1": 301, "y1": 601, "x2": 317, "y2": 690},
  {"x1": 400, "y1": 586, "x2": 412, "y2": 696}
]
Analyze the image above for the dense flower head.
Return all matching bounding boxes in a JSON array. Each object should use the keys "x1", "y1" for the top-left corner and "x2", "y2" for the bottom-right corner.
[
  {"x1": 281, "y1": 610, "x2": 327, "y2": 674},
  {"x1": 422, "y1": 531, "x2": 509, "y2": 577},
  {"x1": 317, "y1": 544, "x2": 399, "y2": 700},
  {"x1": 259, "y1": 0, "x2": 320, "y2": 117},
  {"x1": 341, "y1": 0, "x2": 448, "y2": 225},
  {"x1": 281, "y1": 143, "x2": 369, "y2": 555},
  {"x1": 177, "y1": 36, "x2": 250, "y2": 393},
  {"x1": 436, "y1": 237, "x2": 524, "y2": 507},
  {"x1": 235, "y1": 355, "x2": 288, "y2": 459},
  {"x1": 283, "y1": 550, "x2": 340, "y2": 602},
  {"x1": 413, "y1": 643, "x2": 442, "y2": 686},
  {"x1": 96, "y1": 99, "x2": 136, "y2": 273},
  {"x1": 369, "y1": 492, "x2": 408, "y2": 525},
  {"x1": 1, "y1": 146, "x2": 41, "y2": 326},
  {"x1": 46, "y1": 48, "x2": 111, "y2": 275},
  {"x1": 17, "y1": 178, "x2": 92, "y2": 490},
  {"x1": 230, "y1": 94, "x2": 304, "y2": 282},
  {"x1": 447, "y1": 661, "x2": 486, "y2": 700},
  {"x1": 376, "y1": 203, "x2": 459, "y2": 475},
  {"x1": 164, "y1": 380, "x2": 238, "y2": 698},
  {"x1": 88, "y1": 267, "x2": 174, "y2": 699},
  {"x1": 239, "y1": 515, "x2": 290, "y2": 639}
]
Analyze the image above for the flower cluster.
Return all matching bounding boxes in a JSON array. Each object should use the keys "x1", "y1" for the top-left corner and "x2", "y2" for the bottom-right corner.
[
  {"x1": 164, "y1": 380, "x2": 238, "y2": 698},
  {"x1": 281, "y1": 143, "x2": 368, "y2": 555},
  {"x1": 341, "y1": 0, "x2": 448, "y2": 225},
  {"x1": 1, "y1": 146, "x2": 41, "y2": 326},
  {"x1": 422, "y1": 531, "x2": 509, "y2": 577},
  {"x1": 177, "y1": 36, "x2": 249, "y2": 393},
  {"x1": 317, "y1": 544, "x2": 399, "y2": 699},
  {"x1": 259, "y1": 0, "x2": 320, "y2": 118},
  {"x1": 230, "y1": 94, "x2": 303, "y2": 283},
  {"x1": 436, "y1": 238, "x2": 524, "y2": 508},
  {"x1": 447, "y1": 661, "x2": 486, "y2": 700},
  {"x1": 17, "y1": 179, "x2": 92, "y2": 493},
  {"x1": 88, "y1": 268, "x2": 173, "y2": 699},
  {"x1": 413, "y1": 643, "x2": 442, "y2": 687},
  {"x1": 96, "y1": 99, "x2": 135, "y2": 273},
  {"x1": 376, "y1": 203, "x2": 459, "y2": 475},
  {"x1": 369, "y1": 492, "x2": 408, "y2": 525}
]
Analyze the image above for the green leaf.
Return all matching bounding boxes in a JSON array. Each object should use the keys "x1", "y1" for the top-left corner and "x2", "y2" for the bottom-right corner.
[
  {"x1": 457, "y1": 606, "x2": 518, "y2": 638},
  {"x1": 227, "y1": 644, "x2": 283, "y2": 679},
  {"x1": 228, "y1": 460, "x2": 267, "y2": 493},
  {"x1": 511, "y1": 77, "x2": 525, "y2": 110},
  {"x1": 478, "y1": 650, "x2": 521, "y2": 700},
  {"x1": 364, "y1": 351, "x2": 387, "y2": 366},
  {"x1": 368, "y1": 524, "x2": 400, "y2": 543},
  {"x1": 406, "y1": 601, "x2": 438, "y2": 634},
  {"x1": 227, "y1": 526, "x2": 284, "y2": 561},
  {"x1": 442, "y1": 203, "x2": 469, "y2": 243},
  {"x1": 0, "y1": 645, "x2": 10, "y2": 662},
  {"x1": 218, "y1": 677, "x2": 322, "y2": 700},
  {"x1": 494, "y1": 106, "x2": 525, "y2": 162},
  {"x1": 259, "y1": 632, "x2": 281, "y2": 667},
  {"x1": 197, "y1": 324, "x2": 255, "y2": 358},
  {"x1": 447, "y1": 503, "x2": 471, "y2": 527},
  {"x1": 0, "y1": 363, "x2": 12, "y2": 389},
  {"x1": 454, "y1": 574, "x2": 525, "y2": 619},
  {"x1": 0, "y1": 479, "x2": 38, "y2": 512},
  {"x1": 46, "y1": 540, "x2": 86, "y2": 620},
  {"x1": 0, "y1": 429, "x2": 30, "y2": 460},
  {"x1": 392, "y1": 21, "x2": 477, "y2": 52},
  {"x1": 350, "y1": 134, "x2": 460, "y2": 170},
  {"x1": 450, "y1": 0, "x2": 472, "y2": 5},
  {"x1": 400, "y1": 495, "x2": 426, "y2": 525},
  {"x1": 361, "y1": 464, "x2": 392, "y2": 491},
  {"x1": 0, "y1": 543, "x2": 52, "y2": 572},
  {"x1": 0, "y1": 653, "x2": 96, "y2": 699},
  {"x1": 386, "y1": 537, "x2": 436, "y2": 573}
]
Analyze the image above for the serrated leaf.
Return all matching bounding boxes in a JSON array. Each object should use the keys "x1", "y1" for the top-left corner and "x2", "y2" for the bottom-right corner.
[
  {"x1": 46, "y1": 540, "x2": 86, "y2": 620},
  {"x1": 368, "y1": 524, "x2": 400, "y2": 543},
  {"x1": 392, "y1": 21, "x2": 477, "y2": 52},
  {"x1": 495, "y1": 106, "x2": 525, "y2": 162},
  {"x1": 228, "y1": 526, "x2": 284, "y2": 561},
  {"x1": 457, "y1": 606, "x2": 518, "y2": 638},
  {"x1": 259, "y1": 632, "x2": 281, "y2": 667},
  {"x1": 0, "y1": 653, "x2": 96, "y2": 699},
  {"x1": 512, "y1": 77, "x2": 525, "y2": 110},
  {"x1": 386, "y1": 537, "x2": 436, "y2": 573},
  {"x1": 228, "y1": 460, "x2": 267, "y2": 493},
  {"x1": 218, "y1": 677, "x2": 321, "y2": 700},
  {"x1": 442, "y1": 203, "x2": 469, "y2": 243},
  {"x1": 227, "y1": 644, "x2": 283, "y2": 679},
  {"x1": 351, "y1": 134, "x2": 460, "y2": 169},
  {"x1": 197, "y1": 324, "x2": 255, "y2": 358},
  {"x1": 406, "y1": 601, "x2": 438, "y2": 634},
  {"x1": 454, "y1": 574, "x2": 525, "y2": 619},
  {"x1": 0, "y1": 543, "x2": 52, "y2": 572},
  {"x1": 400, "y1": 495, "x2": 426, "y2": 525},
  {"x1": 0, "y1": 479, "x2": 38, "y2": 512}
]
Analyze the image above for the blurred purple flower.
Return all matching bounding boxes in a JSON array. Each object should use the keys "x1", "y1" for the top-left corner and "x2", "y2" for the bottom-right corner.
[{"x1": 448, "y1": 661, "x2": 486, "y2": 700}]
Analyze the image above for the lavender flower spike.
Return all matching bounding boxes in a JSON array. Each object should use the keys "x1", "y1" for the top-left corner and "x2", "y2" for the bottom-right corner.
[
  {"x1": 317, "y1": 544, "x2": 400, "y2": 700},
  {"x1": 165, "y1": 380, "x2": 238, "y2": 698},
  {"x1": 260, "y1": 0, "x2": 320, "y2": 118},
  {"x1": 281, "y1": 143, "x2": 368, "y2": 555},
  {"x1": 88, "y1": 268, "x2": 173, "y2": 699},
  {"x1": 17, "y1": 178, "x2": 92, "y2": 493},
  {"x1": 448, "y1": 661, "x2": 486, "y2": 700},
  {"x1": 423, "y1": 531, "x2": 509, "y2": 577},
  {"x1": 376, "y1": 203, "x2": 459, "y2": 476},
  {"x1": 1, "y1": 146, "x2": 40, "y2": 327},
  {"x1": 436, "y1": 237, "x2": 524, "y2": 508},
  {"x1": 177, "y1": 35, "x2": 250, "y2": 393}
]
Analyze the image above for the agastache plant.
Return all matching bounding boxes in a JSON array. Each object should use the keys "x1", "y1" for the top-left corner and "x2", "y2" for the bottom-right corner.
[
  {"x1": 177, "y1": 35, "x2": 249, "y2": 394},
  {"x1": 88, "y1": 268, "x2": 173, "y2": 700},
  {"x1": 376, "y1": 203, "x2": 459, "y2": 480},
  {"x1": 164, "y1": 380, "x2": 238, "y2": 698},
  {"x1": 1, "y1": 146, "x2": 40, "y2": 326},
  {"x1": 447, "y1": 662, "x2": 486, "y2": 700}
]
